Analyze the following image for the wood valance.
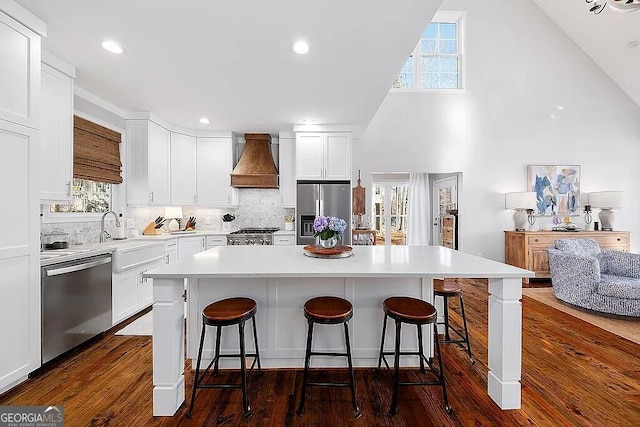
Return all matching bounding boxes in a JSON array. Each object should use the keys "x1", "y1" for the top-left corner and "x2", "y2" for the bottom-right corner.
[{"x1": 73, "y1": 116, "x2": 123, "y2": 184}]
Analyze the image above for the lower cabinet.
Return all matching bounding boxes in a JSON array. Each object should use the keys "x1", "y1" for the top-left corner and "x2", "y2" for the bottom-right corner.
[
  {"x1": 206, "y1": 234, "x2": 227, "y2": 248},
  {"x1": 112, "y1": 259, "x2": 164, "y2": 325},
  {"x1": 273, "y1": 234, "x2": 295, "y2": 245},
  {"x1": 178, "y1": 236, "x2": 206, "y2": 260}
]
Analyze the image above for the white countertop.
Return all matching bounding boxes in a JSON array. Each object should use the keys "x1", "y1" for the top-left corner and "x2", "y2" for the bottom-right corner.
[
  {"x1": 135, "y1": 230, "x2": 233, "y2": 241},
  {"x1": 144, "y1": 245, "x2": 535, "y2": 279},
  {"x1": 40, "y1": 239, "x2": 164, "y2": 266}
]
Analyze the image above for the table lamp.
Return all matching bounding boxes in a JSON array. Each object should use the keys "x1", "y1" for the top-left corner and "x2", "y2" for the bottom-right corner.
[
  {"x1": 588, "y1": 191, "x2": 622, "y2": 231},
  {"x1": 164, "y1": 206, "x2": 183, "y2": 231},
  {"x1": 505, "y1": 192, "x2": 537, "y2": 231}
]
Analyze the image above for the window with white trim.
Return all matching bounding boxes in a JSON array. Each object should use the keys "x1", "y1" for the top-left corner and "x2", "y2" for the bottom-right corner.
[
  {"x1": 50, "y1": 179, "x2": 112, "y2": 213},
  {"x1": 392, "y1": 12, "x2": 464, "y2": 90}
]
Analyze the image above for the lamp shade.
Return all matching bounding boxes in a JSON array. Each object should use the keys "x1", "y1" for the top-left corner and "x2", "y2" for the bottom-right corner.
[
  {"x1": 505, "y1": 192, "x2": 536, "y2": 210},
  {"x1": 588, "y1": 191, "x2": 622, "y2": 209},
  {"x1": 164, "y1": 206, "x2": 183, "y2": 218}
]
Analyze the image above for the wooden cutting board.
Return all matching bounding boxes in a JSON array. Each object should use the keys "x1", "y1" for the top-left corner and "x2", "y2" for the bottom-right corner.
[{"x1": 352, "y1": 170, "x2": 365, "y2": 215}]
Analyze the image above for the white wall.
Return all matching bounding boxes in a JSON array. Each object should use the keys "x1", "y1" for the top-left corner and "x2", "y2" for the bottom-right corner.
[{"x1": 354, "y1": 0, "x2": 640, "y2": 261}]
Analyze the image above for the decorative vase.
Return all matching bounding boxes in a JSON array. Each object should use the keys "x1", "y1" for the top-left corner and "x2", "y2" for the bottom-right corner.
[{"x1": 319, "y1": 236, "x2": 338, "y2": 249}]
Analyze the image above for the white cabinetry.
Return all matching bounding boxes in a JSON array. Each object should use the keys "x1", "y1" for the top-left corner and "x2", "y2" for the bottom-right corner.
[
  {"x1": 273, "y1": 234, "x2": 295, "y2": 245},
  {"x1": 206, "y1": 235, "x2": 227, "y2": 248},
  {"x1": 178, "y1": 236, "x2": 206, "y2": 260},
  {"x1": 40, "y1": 55, "x2": 74, "y2": 202},
  {"x1": 164, "y1": 239, "x2": 178, "y2": 264},
  {"x1": 112, "y1": 258, "x2": 164, "y2": 324},
  {"x1": 112, "y1": 269, "x2": 139, "y2": 323},
  {"x1": 0, "y1": 6, "x2": 43, "y2": 394},
  {"x1": 0, "y1": 12, "x2": 40, "y2": 128},
  {"x1": 126, "y1": 120, "x2": 171, "y2": 205},
  {"x1": 170, "y1": 132, "x2": 197, "y2": 205},
  {"x1": 196, "y1": 137, "x2": 236, "y2": 206},
  {"x1": 296, "y1": 132, "x2": 351, "y2": 181},
  {"x1": 278, "y1": 134, "x2": 295, "y2": 206}
]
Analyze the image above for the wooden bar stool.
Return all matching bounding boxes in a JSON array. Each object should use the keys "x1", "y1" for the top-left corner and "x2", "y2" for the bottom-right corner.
[
  {"x1": 377, "y1": 296, "x2": 451, "y2": 415},
  {"x1": 434, "y1": 279, "x2": 474, "y2": 364},
  {"x1": 297, "y1": 296, "x2": 361, "y2": 418},
  {"x1": 186, "y1": 297, "x2": 262, "y2": 418}
]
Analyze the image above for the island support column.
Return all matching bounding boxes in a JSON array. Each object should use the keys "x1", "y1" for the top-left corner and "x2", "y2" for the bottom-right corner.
[
  {"x1": 152, "y1": 278, "x2": 186, "y2": 416},
  {"x1": 487, "y1": 277, "x2": 522, "y2": 409}
]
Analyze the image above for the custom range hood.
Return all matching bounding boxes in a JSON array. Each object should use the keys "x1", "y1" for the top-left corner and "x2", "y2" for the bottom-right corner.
[{"x1": 230, "y1": 133, "x2": 279, "y2": 188}]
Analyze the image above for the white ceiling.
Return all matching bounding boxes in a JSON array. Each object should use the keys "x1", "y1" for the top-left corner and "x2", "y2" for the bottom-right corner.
[
  {"x1": 532, "y1": 0, "x2": 640, "y2": 108},
  {"x1": 16, "y1": 0, "x2": 442, "y2": 134}
]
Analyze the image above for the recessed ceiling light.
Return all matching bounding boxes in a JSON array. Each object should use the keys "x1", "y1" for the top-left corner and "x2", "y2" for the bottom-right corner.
[
  {"x1": 102, "y1": 40, "x2": 124, "y2": 54},
  {"x1": 555, "y1": 105, "x2": 565, "y2": 111},
  {"x1": 199, "y1": 117, "x2": 210, "y2": 124},
  {"x1": 301, "y1": 119, "x2": 316, "y2": 124},
  {"x1": 293, "y1": 40, "x2": 309, "y2": 55}
]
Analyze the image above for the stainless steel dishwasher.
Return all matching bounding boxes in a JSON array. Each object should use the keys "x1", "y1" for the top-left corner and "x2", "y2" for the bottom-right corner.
[{"x1": 41, "y1": 254, "x2": 113, "y2": 364}]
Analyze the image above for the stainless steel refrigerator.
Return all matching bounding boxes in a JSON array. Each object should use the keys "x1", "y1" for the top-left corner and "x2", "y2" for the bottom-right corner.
[{"x1": 297, "y1": 181, "x2": 351, "y2": 245}]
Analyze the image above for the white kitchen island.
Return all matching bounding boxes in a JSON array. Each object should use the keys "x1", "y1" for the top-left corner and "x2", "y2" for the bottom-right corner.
[{"x1": 144, "y1": 245, "x2": 534, "y2": 416}]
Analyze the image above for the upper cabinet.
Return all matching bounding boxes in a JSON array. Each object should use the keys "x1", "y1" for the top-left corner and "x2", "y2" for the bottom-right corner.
[
  {"x1": 40, "y1": 53, "x2": 75, "y2": 203},
  {"x1": 127, "y1": 117, "x2": 237, "y2": 207},
  {"x1": 126, "y1": 120, "x2": 171, "y2": 205},
  {"x1": 196, "y1": 137, "x2": 237, "y2": 206},
  {"x1": 170, "y1": 132, "x2": 196, "y2": 205},
  {"x1": 296, "y1": 132, "x2": 351, "y2": 181},
  {"x1": 0, "y1": 12, "x2": 41, "y2": 129},
  {"x1": 278, "y1": 133, "x2": 295, "y2": 207}
]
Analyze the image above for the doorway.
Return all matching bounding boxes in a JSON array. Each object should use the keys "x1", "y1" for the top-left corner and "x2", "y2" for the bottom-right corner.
[{"x1": 431, "y1": 175, "x2": 459, "y2": 248}]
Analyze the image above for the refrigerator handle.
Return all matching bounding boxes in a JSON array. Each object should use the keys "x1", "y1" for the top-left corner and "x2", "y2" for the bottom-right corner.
[{"x1": 318, "y1": 186, "x2": 323, "y2": 216}]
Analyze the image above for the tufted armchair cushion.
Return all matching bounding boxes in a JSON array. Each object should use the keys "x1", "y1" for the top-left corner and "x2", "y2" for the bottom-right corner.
[{"x1": 554, "y1": 238, "x2": 608, "y2": 273}]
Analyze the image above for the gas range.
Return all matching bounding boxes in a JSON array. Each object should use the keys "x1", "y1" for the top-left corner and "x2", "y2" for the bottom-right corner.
[{"x1": 227, "y1": 228, "x2": 280, "y2": 245}]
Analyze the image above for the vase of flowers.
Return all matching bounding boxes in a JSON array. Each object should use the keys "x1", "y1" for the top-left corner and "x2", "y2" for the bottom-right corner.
[{"x1": 313, "y1": 216, "x2": 347, "y2": 249}]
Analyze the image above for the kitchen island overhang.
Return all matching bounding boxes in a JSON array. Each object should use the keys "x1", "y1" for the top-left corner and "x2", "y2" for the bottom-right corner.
[{"x1": 144, "y1": 245, "x2": 534, "y2": 416}]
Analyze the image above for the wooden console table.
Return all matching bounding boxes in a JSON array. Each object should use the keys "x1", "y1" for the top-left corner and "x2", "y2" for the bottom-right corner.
[{"x1": 505, "y1": 230, "x2": 630, "y2": 282}]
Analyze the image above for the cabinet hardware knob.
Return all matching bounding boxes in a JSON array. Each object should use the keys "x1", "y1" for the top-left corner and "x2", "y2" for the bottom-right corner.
[
  {"x1": 617, "y1": 238, "x2": 621, "y2": 241},
  {"x1": 534, "y1": 239, "x2": 539, "y2": 242}
]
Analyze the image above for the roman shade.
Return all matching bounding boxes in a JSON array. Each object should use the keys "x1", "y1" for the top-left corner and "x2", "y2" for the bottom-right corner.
[{"x1": 73, "y1": 116, "x2": 123, "y2": 184}]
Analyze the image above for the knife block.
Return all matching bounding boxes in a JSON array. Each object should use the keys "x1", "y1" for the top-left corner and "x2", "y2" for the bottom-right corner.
[{"x1": 142, "y1": 221, "x2": 162, "y2": 235}]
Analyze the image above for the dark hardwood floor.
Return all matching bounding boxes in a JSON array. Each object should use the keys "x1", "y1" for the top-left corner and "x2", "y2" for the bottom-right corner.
[{"x1": 2, "y1": 279, "x2": 639, "y2": 426}]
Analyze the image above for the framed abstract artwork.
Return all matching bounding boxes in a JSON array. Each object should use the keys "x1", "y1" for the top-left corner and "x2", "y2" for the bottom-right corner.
[{"x1": 527, "y1": 165, "x2": 581, "y2": 216}]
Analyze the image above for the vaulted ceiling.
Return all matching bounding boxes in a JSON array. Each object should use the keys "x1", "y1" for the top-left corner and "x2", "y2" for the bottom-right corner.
[
  {"x1": 532, "y1": 0, "x2": 640, "y2": 108},
  {"x1": 14, "y1": 0, "x2": 640, "y2": 135},
  {"x1": 15, "y1": 0, "x2": 442, "y2": 134}
]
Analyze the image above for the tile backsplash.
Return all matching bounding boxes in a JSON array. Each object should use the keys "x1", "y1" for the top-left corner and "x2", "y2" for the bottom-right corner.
[{"x1": 41, "y1": 189, "x2": 295, "y2": 244}]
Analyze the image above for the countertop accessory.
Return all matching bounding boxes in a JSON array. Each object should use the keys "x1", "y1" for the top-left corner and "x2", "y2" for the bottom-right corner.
[
  {"x1": 352, "y1": 170, "x2": 366, "y2": 229},
  {"x1": 284, "y1": 214, "x2": 294, "y2": 231},
  {"x1": 184, "y1": 216, "x2": 197, "y2": 231},
  {"x1": 164, "y1": 207, "x2": 183, "y2": 232},
  {"x1": 222, "y1": 213, "x2": 234, "y2": 232},
  {"x1": 143, "y1": 221, "x2": 162, "y2": 235},
  {"x1": 303, "y1": 244, "x2": 353, "y2": 258},
  {"x1": 42, "y1": 231, "x2": 70, "y2": 250}
]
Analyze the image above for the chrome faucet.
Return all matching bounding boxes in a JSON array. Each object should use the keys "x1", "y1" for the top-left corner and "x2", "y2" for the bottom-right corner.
[{"x1": 100, "y1": 211, "x2": 121, "y2": 243}]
